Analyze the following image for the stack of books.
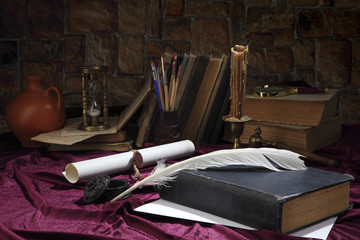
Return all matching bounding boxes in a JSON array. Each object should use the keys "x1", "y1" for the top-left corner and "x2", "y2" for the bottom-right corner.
[{"x1": 232, "y1": 89, "x2": 341, "y2": 152}]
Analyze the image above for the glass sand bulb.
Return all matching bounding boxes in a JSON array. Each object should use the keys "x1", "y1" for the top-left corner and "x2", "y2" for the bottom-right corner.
[{"x1": 87, "y1": 79, "x2": 101, "y2": 118}]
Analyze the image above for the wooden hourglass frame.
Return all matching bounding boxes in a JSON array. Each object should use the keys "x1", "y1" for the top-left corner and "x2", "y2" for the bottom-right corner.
[{"x1": 79, "y1": 65, "x2": 110, "y2": 131}]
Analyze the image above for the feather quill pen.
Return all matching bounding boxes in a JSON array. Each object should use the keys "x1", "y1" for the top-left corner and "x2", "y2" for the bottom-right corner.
[{"x1": 110, "y1": 147, "x2": 306, "y2": 201}]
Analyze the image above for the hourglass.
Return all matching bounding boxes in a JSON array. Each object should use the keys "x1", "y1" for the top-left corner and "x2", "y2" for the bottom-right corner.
[{"x1": 79, "y1": 65, "x2": 110, "y2": 131}]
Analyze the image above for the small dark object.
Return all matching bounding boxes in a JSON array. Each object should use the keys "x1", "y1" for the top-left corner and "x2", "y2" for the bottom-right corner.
[{"x1": 84, "y1": 175, "x2": 130, "y2": 203}]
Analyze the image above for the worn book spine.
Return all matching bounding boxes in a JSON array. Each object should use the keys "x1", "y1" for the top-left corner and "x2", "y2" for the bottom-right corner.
[
  {"x1": 197, "y1": 55, "x2": 230, "y2": 144},
  {"x1": 177, "y1": 55, "x2": 210, "y2": 133},
  {"x1": 159, "y1": 170, "x2": 283, "y2": 232},
  {"x1": 181, "y1": 56, "x2": 223, "y2": 141},
  {"x1": 244, "y1": 89, "x2": 338, "y2": 126}
]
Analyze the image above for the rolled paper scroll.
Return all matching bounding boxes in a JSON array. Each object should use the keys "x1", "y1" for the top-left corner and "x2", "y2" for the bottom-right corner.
[{"x1": 63, "y1": 140, "x2": 195, "y2": 183}]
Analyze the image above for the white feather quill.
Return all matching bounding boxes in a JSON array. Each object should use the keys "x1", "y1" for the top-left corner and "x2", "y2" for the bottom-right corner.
[{"x1": 110, "y1": 147, "x2": 306, "y2": 201}]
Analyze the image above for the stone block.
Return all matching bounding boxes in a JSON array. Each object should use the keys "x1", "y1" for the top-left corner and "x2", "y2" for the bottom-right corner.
[
  {"x1": 267, "y1": 47, "x2": 294, "y2": 73},
  {"x1": 192, "y1": 18, "x2": 229, "y2": 56},
  {"x1": 335, "y1": 10, "x2": 360, "y2": 38},
  {"x1": 65, "y1": 75, "x2": 82, "y2": 93},
  {"x1": 65, "y1": 35, "x2": 86, "y2": 74},
  {"x1": 247, "y1": 33, "x2": 273, "y2": 48},
  {"x1": 187, "y1": 1, "x2": 229, "y2": 18},
  {"x1": 87, "y1": 33, "x2": 117, "y2": 75},
  {"x1": 164, "y1": 0, "x2": 184, "y2": 16},
  {"x1": 248, "y1": 7, "x2": 294, "y2": 32},
  {"x1": 0, "y1": 0, "x2": 25, "y2": 38},
  {"x1": 245, "y1": 0, "x2": 272, "y2": 7},
  {"x1": 295, "y1": 68, "x2": 315, "y2": 87},
  {"x1": 26, "y1": 0, "x2": 64, "y2": 39},
  {"x1": 296, "y1": 9, "x2": 333, "y2": 38},
  {"x1": 21, "y1": 39, "x2": 64, "y2": 61},
  {"x1": 295, "y1": 39, "x2": 315, "y2": 67},
  {"x1": 21, "y1": 61, "x2": 63, "y2": 92},
  {"x1": 335, "y1": 0, "x2": 355, "y2": 8},
  {"x1": 248, "y1": 48, "x2": 266, "y2": 76},
  {"x1": 148, "y1": 0, "x2": 162, "y2": 39},
  {"x1": 66, "y1": 0, "x2": 116, "y2": 33},
  {"x1": 0, "y1": 69, "x2": 18, "y2": 112},
  {"x1": 146, "y1": 40, "x2": 191, "y2": 57},
  {"x1": 118, "y1": 36, "x2": 144, "y2": 75},
  {"x1": 274, "y1": 32, "x2": 294, "y2": 47},
  {"x1": 63, "y1": 93, "x2": 82, "y2": 108},
  {"x1": 351, "y1": 62, "x2": 360, "y2": 88},
  {"x1": 354, "y1": 41, "x2": 360, "y2": 62},
  {"x1": 163, "y1": 17, "x2": 191, "y2": 40},
  {"x1": 316, "y1": 40, "x2": 351, "y2": 88},
  {"x1": 229, "y1": 1, "x2": 245, "y2": 46},
  {"x1": 339, "y1": 89, "x2": 360, "y2": 115},
  {"x1": 319, "y1": 0, "x2": 334, "y2": 6},
  {"x1": 288, "y1": 0, "x2": 318, "y2": 6},
  {"x1": 118, "y1": 0, "x2": 146, "y2": 35},
  {"x1": 107, "y1": 77, "x2": 143, "y2": 106}
]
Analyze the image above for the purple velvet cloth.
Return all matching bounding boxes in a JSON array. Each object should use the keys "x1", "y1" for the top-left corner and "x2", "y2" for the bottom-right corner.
[{"x1": 1, "y1": 125, "x2": 360, "y2": 240}]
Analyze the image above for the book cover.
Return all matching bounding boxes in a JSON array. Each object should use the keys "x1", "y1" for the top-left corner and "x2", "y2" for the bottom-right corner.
[
  {"x1": 181, "y1": 56, "x2": 224, "y2": 141},
  {"x1": 237, "y1": 117, "x2": 342, "y2": 152},
  {"x1": 244, "y1": 89, "x2": 338, "y2": 126},
  {"x1": 177, "y1": 55, "x2": 210, "y2": 132},
  {"x1": 159, "y1": 167, "x2": 353, "y2": 233},
  {"x1": 196, "y1": 55, "x2": 230, "y2": 144},
  {"x1": 209, "y1": 87, "x2": 230, "y2": 144}
]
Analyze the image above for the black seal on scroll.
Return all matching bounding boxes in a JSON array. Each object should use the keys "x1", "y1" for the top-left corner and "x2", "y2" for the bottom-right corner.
[{"x1": 84, "y1": 175, "x2": 130, "y2": 203}]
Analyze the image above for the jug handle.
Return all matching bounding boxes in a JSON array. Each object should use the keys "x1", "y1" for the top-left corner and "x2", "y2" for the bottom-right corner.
[{"x1": 45, "y1": 86, "x2": 63, "y2": 111}]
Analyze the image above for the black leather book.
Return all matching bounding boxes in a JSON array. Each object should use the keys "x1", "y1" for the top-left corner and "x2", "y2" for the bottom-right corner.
[{"x1": 159, "y1": 167, "x2": 353, "y2": 233}]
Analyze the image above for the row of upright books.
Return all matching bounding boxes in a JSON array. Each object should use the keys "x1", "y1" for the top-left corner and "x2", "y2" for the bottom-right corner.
[
  {"x1": 175, "y1": 53, "x2": 231, "y2": 144},
  {"x1": 38, "y1": 51, "x2": 341, "y2": 152},
  {"x1": 172, "y1": 52, "x2": 341, "y2": 152}
]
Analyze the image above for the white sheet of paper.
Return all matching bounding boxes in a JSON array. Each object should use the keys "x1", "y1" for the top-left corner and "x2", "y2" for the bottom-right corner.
[{"x1": 135, "y1": 199, "x2": 336, "y2": 240}]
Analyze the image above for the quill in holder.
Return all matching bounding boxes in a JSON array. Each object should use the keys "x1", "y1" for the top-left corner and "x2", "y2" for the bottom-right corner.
[{"x1": 110, "y1": 147, "x2": 307, "y2": 201}]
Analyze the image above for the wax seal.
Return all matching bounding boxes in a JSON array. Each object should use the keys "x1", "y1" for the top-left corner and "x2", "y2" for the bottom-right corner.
[{"x1": 84, "y1": 175, "x2": 130, "y2": 203}]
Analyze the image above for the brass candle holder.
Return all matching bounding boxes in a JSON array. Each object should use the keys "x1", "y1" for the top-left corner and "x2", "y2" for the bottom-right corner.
[
  {"x1": 79, "y1": 65, "x2": 110, "y2": 131},
  {"x1": 224, "y1": 115, "x2": 252, "y2": 149}
]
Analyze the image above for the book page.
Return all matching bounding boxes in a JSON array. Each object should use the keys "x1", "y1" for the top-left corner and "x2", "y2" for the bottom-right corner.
[{"x1": 32, "y1": 117, "x2": 119, "y2": 145}]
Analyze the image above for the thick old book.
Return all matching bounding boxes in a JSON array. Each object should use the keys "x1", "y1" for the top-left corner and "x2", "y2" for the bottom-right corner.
[
  {"x1": 46, "y1": 141, "x2": 132, "y2": 152},
  {"x1": 135, "y1": 92, "x2": 158, "y2": 147},
  {"x1": 238, "y1": 117, "x2": 342, "y2": 152},
  {"x1": 174, "y1": 54, "x2": 195, "y2": 111},
  {"x1": 181, "y1": 56, "x2": 224, "y2": 141},
  {"x1": 177, "y1": 55, "x2": 210, "y2": 132},
  {"x1": 209, "y1": 87, "x2": 230, "y2": 144},
  {"x1": 244, "y1": 89, "x2": 338, "y2": 126},
  {"x1": 159, "y1": 167, "x2": 353, "y2": 233},
  {"x1": 83, "y1": 130, "x2": 127, "y2": 144},
  {"x1": 196, "y1": 55, "x2": 230, "y2": 144}
]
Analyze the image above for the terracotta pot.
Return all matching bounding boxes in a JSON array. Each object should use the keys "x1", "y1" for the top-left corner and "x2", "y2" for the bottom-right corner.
[{"x1": 6, "y1": 75, "x2": 66, "y2": 148}]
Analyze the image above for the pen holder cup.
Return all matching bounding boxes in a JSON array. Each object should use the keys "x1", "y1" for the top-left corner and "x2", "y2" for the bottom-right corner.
[{"x1": 153, "y1": 110, "x2": 181, "y2": 145}]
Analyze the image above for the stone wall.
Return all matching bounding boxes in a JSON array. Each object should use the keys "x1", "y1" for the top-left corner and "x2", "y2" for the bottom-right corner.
[{"x1": 0, "y1": 0, "x2": 360, "y2": 132}]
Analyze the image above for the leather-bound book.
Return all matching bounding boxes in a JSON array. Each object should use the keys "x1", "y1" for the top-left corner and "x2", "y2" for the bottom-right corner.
[{"x1": 159, "y1": 167, "x2": 353, "y2": 233}]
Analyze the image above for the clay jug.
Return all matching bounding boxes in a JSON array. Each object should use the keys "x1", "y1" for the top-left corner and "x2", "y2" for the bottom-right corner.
[{"x1": 6, "y1": 75, "x2": 66, "y2": 148}]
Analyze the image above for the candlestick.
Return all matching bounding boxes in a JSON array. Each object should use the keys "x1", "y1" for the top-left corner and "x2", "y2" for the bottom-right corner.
[
  {"x1": 223, "y1": 44, "x2": 252, "y2": 148},
  {"x1": 230, "y1": 45, "x2": 248, "y2": 119}
]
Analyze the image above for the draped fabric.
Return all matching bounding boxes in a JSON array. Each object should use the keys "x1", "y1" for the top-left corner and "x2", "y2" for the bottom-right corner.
[{"x1": 1, "y1": 125, "x2": 360, "y2": 240}]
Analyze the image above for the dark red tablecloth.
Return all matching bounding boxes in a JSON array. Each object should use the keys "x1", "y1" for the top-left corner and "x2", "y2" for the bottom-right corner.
[{"x1": 0, "y1": 125, "x2": 359, "y2": 240}]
